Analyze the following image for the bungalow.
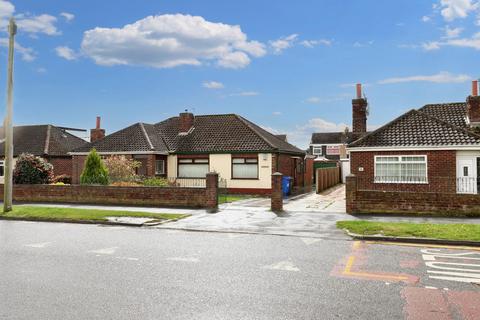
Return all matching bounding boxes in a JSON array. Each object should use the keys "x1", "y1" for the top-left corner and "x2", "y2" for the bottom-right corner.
[
  {"x1": 348, "y1": 81, "x2": 480, "y2": 195},
  {"x1": 0, "y1": 124, "x2": 87, "y2": 183},
  {"x1": 70, "y1": 112, "x2": 307, "y2": 194}
]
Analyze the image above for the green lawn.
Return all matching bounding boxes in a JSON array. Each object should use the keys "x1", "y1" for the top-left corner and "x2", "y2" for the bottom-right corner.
[
  {"x1": 218, "y1": 195, "x2": 253, "y2": 204},
  {"x1": 0, "y1": 206, "x2": 189, "y2": 222},
  {"x1": 337, "y1": 220, "x2": 480, "y2": 242}
]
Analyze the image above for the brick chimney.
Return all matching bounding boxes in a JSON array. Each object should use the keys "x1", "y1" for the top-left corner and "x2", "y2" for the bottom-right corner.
[
  {"x1": 179, "y1": 111, "x2": 194, "y2": 134},
  {"x1": 352, "y1": 83, "x2": 368, "y2": 134},
  {"x1": 90, "y1": 116, "x2": 105, "y2": 142},
  {"x1": 467, "y1": 80, "x2": 480, "y2": 127}
]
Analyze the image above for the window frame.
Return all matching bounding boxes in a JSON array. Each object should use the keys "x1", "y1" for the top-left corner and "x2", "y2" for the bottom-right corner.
[
  {"x1": 374, "y1": 155, "x2": 428, "y2": 184},
  {"x1": 231, "y1": 156, "x2": 259, "y2": 180},
  {"x1": 155, "y1": 159, "x2": 165, "y2": 175},
  {"x1": 0, "y1": 160, "x2": 4, "y2": 177},
  {"x1": 312, "y1": 146, "x2": 323, "y2": 156},
  {"x1": 177, "y1": 157, "x2": 210, "y2": 179}
]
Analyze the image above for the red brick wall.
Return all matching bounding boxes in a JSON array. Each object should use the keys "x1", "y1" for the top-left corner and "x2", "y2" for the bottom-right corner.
[
  {"x1": 350, "y1": 150, "x2": 456, "y2": 193},
  {"x1": 47, "y1": 157, "x2": 73, "y2": 177},
  {"x1": 2, "y1": 183, "x2": 217, "y2": 209}
]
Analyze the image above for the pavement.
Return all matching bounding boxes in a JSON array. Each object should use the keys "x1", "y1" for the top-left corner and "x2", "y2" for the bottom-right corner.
[{"x1": 1, "y1": 220, "x2": 479, "y2": 320}]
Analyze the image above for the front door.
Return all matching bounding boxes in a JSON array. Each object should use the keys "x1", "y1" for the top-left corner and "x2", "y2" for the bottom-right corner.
[{"x1": 457, "y1": 158, "x2": 476, "y2": 194}]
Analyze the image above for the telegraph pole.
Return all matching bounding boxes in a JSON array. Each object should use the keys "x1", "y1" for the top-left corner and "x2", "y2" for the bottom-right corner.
[{"x1": 4, "y1": 18, "x2": 16, "y2": 212}]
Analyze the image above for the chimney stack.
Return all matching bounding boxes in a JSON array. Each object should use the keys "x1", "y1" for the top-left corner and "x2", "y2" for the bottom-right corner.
[
  {"x1": 352, "y1": 83, "x2": 368, "y2": 135},
  {"x1": 467, "y1": 80, "x2": 480, "y2": 127},
  {"x1": 90, "y1": 116, "x2": 105, "y2": 142},
  {"x1": 179, "y1": 110, "x2": 194, "y2": 134}
]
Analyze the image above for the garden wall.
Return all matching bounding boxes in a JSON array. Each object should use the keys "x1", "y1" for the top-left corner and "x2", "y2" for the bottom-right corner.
[
  {"x1": 1, "y1": 174, "x2": 218, "y2": 210},
  {"x1": 346, "y1": 175, "x2": 480, "y2": 216}
]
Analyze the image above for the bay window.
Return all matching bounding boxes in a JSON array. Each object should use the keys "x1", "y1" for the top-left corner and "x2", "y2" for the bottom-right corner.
[
  {"x1": 232, "y1": 157, "x2": 258, "y2": 179},
  {"x1": 178, "y1": 158, "x2": 209, "y2": 178},
  {"x1": 374, "y1": 155, "x2": 427, "y2": 183}
]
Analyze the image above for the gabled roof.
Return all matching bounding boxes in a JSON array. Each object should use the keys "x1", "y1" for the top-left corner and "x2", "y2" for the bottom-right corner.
[
  {"x1": 0, "y1": 125, "x2": 87, "y2": 157},
  {"x1": 348, "y1": 109, "x2": 480, "y2": 148},
  {"x1": 72, "y1": 114, "x2": 305, "y2": 155}
]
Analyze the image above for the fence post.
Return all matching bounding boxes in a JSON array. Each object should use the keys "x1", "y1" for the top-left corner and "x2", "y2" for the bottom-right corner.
[
  {"x1": 271, "y1": 172, "x2": 283, "y2": 212},
  {"x1": 206, "y1": 172, "x2": 219, "y2": 213},
  {"x1": 345, "y1": 174, "x2": 357, "y2": 214}
]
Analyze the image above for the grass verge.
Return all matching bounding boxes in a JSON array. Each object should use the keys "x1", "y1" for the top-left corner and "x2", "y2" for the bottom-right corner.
[
  {"x1": 0, "y1": 206, "x2": 189, "y2": 223},
  {"x1": 337, "y1": 220, "x2": 480, "y2": 242},
  {"x1": 219, "y1": 195, "x2": 255, "y2": 204}
]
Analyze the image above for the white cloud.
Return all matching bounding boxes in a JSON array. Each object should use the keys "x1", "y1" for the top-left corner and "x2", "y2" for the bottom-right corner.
[
  {"x1": 229, "y1": 91, "x2": 259, "y2": 96},
  {"x1": 16, "y1": 13, "x2": 59, "y2": 35},
  {"x1": 422, "y1": 15, "x2": 432, "y2": 22},
  {"x1": 378, "y1": 71, "x2": 471, "y2": 84},
  {"x1": 269, "y1": 34, "x2": 298, "y2": 54},
  {"x1": 0, "y1": 38, "x2": 36, "y2": 61},
  {"x1": 305, "y1": 97, "x2": 321, "y2": 104},
  {"x1": 304, "y1": 93, "x2": 351, "y2": 104},
  {"x1": 440, "y1": 0, "x2": 478, "y2": 21},
  {"x1": 444, "y1": 25, "x2": 464, "y2": 38},
  {"x1": 422, "y1": 41, "x2": 441, "y2": 50},
  {"x1": 36, "y1": 67, "x2": 47, "y2": 73},
  {"x1": 339, "y1": 83, "x2": 372, "y2": 88},
  {"x1": 203, "y1": 81, "x2": 224, "y2": 89},
  {"x1": 55, "y1": 46, "x2": 78, "y2": 60},
  {"x1": 300, "y1": 39, "x2": 331, "y2": 48},
  {"x1": 81, "y1": 14, "x2": 266, "y2": 69},
  {"x1": 272, "y1": 111, "x2": 282, "y2": 116},
  {"x1": 353, "y1": 40, "x2": 374, "y2": 47},
  {"x1": 60, "y1": 12, "x2": 74, "y2": 22}
]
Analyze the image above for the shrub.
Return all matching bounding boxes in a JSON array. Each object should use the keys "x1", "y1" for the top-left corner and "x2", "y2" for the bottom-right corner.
[
  {"x1": 142, "y1": 177, "x2": 169, "y2": 187},
  {"x1": 103, "y1": 155, "x2": 140, "y2": 183},
  {"x1": 13, "y1": 153, "x2": 54, "y2": 184},
  {"x1": 53, "y1": 174, "x2": 71, "y2": 184},
  {"x1": 80, "y1": 149, "x2": 109, "y2": 185},
  {"x1": 110, "y1": 181, "x2": 141, "y2": 187}
]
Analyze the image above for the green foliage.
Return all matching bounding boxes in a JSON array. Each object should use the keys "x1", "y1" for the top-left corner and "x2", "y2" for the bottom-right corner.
[
  {"x1": 53, "y1": 174, "x2": 71, "y2": 184},
  {"x1": 80, "y1": 149, "x2": 109, "y2": 185},
  {"x1": 103, "y1": 155, "x2": 140, "y2": 183},
  {"x1": 13, "y1": 153, "x2": 54, "y2": 184},
  {"x1": 142, "y1": 177, "x2": 169, "y2": 187}
]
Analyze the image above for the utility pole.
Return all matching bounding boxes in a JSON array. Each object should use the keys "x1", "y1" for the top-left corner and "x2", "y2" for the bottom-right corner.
[{"x1": 3, "y1": 18, "x2": 16, "y2": 213}]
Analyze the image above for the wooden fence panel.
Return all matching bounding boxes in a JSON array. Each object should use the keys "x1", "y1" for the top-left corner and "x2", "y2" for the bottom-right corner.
[{"x1": 316, "y1": 167, "x2": 341, "y2": 193}]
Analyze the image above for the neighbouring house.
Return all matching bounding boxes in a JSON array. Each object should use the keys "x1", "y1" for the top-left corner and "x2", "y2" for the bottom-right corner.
[
  {"x1": 70, "y1": 113, "x2": 307, "y2": 194},
  {"x1": 309, "y1": 84, "x2": 369, "y2": 160},
  {"x1": 346, "y1": 81, "x2": 480, "y2": 215},
  {"x1": 0, "y1": 124, "x2": 87, "y2": 183}
]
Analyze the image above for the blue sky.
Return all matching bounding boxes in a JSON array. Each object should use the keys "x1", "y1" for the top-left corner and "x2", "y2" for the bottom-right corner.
[{"x1": 0, "y1": 0, "x2": 479, "y2": 148}]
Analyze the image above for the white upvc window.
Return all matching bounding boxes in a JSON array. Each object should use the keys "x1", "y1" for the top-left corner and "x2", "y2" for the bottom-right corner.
[
  {"x1": 155, "y1": 160, "x2": 165, "y2": 175},
  {"x1": 374, "y1": 155, "x2": 427, "y2": 184},
  {"x1": 178, "y1": 158, "x2": 209, "y2": 178},
  {"x1": 312, "y1": 146, "x2": 323, "y2": 155},
  {"x1": 0, "y1": 161, "x2": 4, "y2": 177}
]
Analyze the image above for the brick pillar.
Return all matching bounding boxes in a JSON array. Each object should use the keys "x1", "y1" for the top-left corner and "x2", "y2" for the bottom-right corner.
[
  {"x1": 271, "y1": 172, "x2": 283, "y2": 212},
  {"x1": 345, "y1": 174, "x2": 357, "y2": 214},
  {"x1": 206, "y1": 172, "x2": 219, "y2": 213}
]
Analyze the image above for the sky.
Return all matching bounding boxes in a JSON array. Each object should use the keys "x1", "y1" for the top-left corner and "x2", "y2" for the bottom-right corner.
[{"x1": 0, "y1": 0, "x2": 479, "y2": 148}]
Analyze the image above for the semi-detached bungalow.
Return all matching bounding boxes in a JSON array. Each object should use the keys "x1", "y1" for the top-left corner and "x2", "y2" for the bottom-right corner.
[
  {"x1": 348, "y1": 81, "x2": 480, "y2": 196},
  {"x1": 0, "y1": 124, "x2": 87, "y2": 183},
  {"x1": 70, "y1": 112, "x2": 308, "y2": 194}
]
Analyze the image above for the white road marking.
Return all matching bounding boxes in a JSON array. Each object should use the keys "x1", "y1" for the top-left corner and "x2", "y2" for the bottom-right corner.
[
  {"x1": 89, "y1": 247, "x2": 118, "y2": 255},
  {"x1": 421, "y1": 249, "x2": 480, "y2": 284},
  {"x1": 115, "y1": 256, "x2": 139, "y2": 261},
  {"x1": 301, "y1": 238, "x2": 322, "y2": 245},
  {"x1": 425, "y1": 286, "x2": 438, "y2": 290},
  {"x1": 24, "y1": 242, "x2": 51, "y2": 248},
  {"x1": 262, "y1": 261, "x2": 300, "y2": 272},
  {"x1": 166, "y1": 257, "x2": 199, "y2": 263}
]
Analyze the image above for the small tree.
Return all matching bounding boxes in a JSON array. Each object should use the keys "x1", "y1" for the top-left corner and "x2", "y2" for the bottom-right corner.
[
  {"x1": 103, "y1": 155, "x2": 140, "y2": 183},
  {"x1": 13, "y1": 153, "x2": 54, "y2": 184},
  {"x1": 80, "y1": 148, "x2": 109, "y2": 185}
]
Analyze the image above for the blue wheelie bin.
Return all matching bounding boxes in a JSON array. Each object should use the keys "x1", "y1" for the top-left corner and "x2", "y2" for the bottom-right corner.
[{"x1": 282, "y1": 176, "x2": 292, "y2": 197}]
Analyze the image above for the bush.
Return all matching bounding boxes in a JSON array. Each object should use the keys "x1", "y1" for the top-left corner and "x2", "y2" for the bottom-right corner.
[
  {"x1": 80, "y1": 149, "x2": 109, "y2": 185},
  {"x1": 13, "y1": 153, "x2": 54, "y2": 184},
  {"x1": 103, "y1": 155, "x2": 140, "y2": 183},
  {"x1": 110, "y1": 181, "x2": 141, "y2": 187},
  {"x1": 142, "y1": 177, "x2": 169, "y2": 187},
  {"x1": 53, "y1": 174, "x2": 71, "y2": 184}
]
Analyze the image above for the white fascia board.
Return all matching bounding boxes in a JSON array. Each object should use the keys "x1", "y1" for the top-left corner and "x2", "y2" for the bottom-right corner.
[
  {"x1": 347, "y1": 145, "x2": 480, "y2": 152},
  {"x1": 69, "y1": 151, "x2": 169, "y2": 156},
  {"x1": 310, "y1": 143, "x2": 346, "y2": 147}
]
